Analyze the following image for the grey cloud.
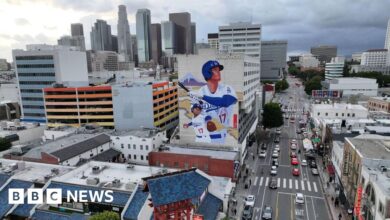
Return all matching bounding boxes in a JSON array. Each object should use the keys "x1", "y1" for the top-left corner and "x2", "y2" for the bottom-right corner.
[
  {"x1": 15, "y1": 18, "x2": 30, "y2": 26},
  {"x1": 52, "y1": 0, "x2": 116, "y2": 13}
]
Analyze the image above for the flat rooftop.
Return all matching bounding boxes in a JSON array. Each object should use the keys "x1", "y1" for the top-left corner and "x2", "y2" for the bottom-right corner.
[
  {"x1": 52, "y1": 161, "x2": 177, "y2": 192},
  {"x1": 111, "y1": 128, "x2": 162, "y2": 138},
  {"x1": 312, "y1": 103, "x2": 368, "y2": 111},
  {"x1": 161, "y1": 145, "x2": 238, "y2": 160},
  {"x1": 370, "y1": 97, "x2": 390, "y2": 102},
  {"x1": 328, "y1": 77, "x2": 377, "y2": 84},
  {"x1": 365, "y1": 126, "x2": 390, "y2": 133},
  {"x1": 362, "y1": 165, "x2": 390, "y2": 195},
  {"x1": 0, "y1": 159, "x2": 73, "y2": 184},
  {"x1": 348, "y1": 135, "x2": 390, "y2": 160}
]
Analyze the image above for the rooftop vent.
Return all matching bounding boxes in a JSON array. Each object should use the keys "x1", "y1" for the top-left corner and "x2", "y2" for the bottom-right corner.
[
  {"x1": 86, "y1": 177, "x2": 100, "y2": 185},
  {"x1": 92, "y1": 166, "x2": 100, "y2": 174},
  {"x1": 51, "y1": 168, "x2": 60, "y2": 175},
  {"x1": 112, "y1": 179, "x2": 121, "y2": 187}
]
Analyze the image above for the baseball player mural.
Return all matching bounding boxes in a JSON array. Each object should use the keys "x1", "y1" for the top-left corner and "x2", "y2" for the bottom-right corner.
[{"x1": 179, "y1": 60, "x2": 238, "y2": 145}]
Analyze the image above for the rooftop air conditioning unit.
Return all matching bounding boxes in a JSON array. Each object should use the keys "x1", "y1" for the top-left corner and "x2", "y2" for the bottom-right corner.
[
  {"x1": 92, "y1": 166, "x2": 100, "y2": 174},
  {"x1": 112, "y1": 179, "x2": 121, "y2": 187},
  {"x1": 86, "y1": 177, "x2": 100, "y2": 185}
]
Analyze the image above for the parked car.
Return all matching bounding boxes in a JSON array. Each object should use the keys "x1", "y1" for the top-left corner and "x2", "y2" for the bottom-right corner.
[
  {"x1": 292, "y1": 168, "x2": 300, "y2": 176},
  {"x1": 295, "y1": 193, "x2": 305, "y2": 204},
  {"x1": 242, "y1": 205, "x2": 254, "y2": 220},
  {"x1": 245, "y1": 195, "x2": 256, "y2": 207},
  {"x1": 269, "y1": 177, "x2": 278, "y2": 189},
  {"x1": 261, "y1": 143, "x2": 267, "y2": 150},
  {"x1": 262, "y1": 206, "x2": 273, "y2": 220},
  {"x1": 297, "y1": 129, "x2": 302, "y2": 134},
  {"x1": 311, "y1": 168, "x2": 319, "y2": 175}
]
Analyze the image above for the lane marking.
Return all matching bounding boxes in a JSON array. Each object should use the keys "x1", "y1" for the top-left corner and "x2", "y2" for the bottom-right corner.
[
  {"x1": 295, "y1": 179, "x2": 299, "y2": 190},
  {"x1": 283, "y1": 178, "x2": 287, "y2": 188},
  {"x1": 301, "y1": 180, "x2": 305, "y2": 191},
  {"x1": 277, "y1": 191, "x2": 325, "y2": 200},
  {"x1": 259, "y1": 177, "x2": 264, "y2": 186},
  {"x1": 313, "y1": 182, "x2": 318, "y2": 192},
  {"x1": 311, "y1": 196, "x2": 318, "y2": 219},
  {"x1": 265, "y1": 177, "x2": 269, "y2": 186},
  {"x1": 254, "y1": 177, "x2": 258, "y2": 186},
  {"x1": 289, "y1": 179, "x2": 292, "y2": 189},
  {"x1": 307, "y1": 181, "x2": 311, "y2": 192},
  {"x1": 305, "y1": 194, "x2": 310, "y2": 220},
  {"x1": 277, "y1": 178, "x2": 281, "y2": 188}
]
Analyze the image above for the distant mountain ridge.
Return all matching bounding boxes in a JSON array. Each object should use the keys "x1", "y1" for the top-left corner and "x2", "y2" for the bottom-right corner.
[{"x1": 179, "y1": 73, "x2": 206, "y2": 86}]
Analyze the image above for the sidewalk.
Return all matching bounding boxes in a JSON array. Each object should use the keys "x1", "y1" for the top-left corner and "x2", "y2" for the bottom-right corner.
[{"x1": 317, "y1": 157, "x2": 350, "y2": 220}]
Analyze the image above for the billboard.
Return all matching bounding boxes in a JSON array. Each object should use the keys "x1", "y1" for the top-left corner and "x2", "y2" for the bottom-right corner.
[
  {"x1": 178, "y1": 60, "x2": 241, "y2": 147},
  {"x1": 311, "y1": 90, "x2": 342, "y2": 99}
]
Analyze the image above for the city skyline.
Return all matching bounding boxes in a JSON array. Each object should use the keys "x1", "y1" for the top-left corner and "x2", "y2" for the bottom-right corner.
[{"x1": 0, "y1": 0, "x2": 389, "y2": 61}]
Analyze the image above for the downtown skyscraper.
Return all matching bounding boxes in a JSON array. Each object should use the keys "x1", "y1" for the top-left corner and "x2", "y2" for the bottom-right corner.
[
  {"x1": 136, "y1": 9, "x2": 151, "y2": 63},
  {"x1": 90, "y1": 19, "x2": 113, "y2": 51},
  {"x1": 385, "y1": 19, "x2": 390, "y2": 50},
  {"x1": 117, "y1": 5, "x2": 133, "y2": 62}
]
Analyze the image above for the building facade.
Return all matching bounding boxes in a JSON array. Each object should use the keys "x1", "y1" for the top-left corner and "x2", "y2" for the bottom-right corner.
[
  {"x1": 13, "y1": 45, "x2": 88, "y2": 122},
  {"x1": 71, "y1": 23, "x2": 84, "y2": 36},
  {"x1": 310, "y1": 45, "x2": 337, "y2": 63},
  {"x1": 311, "y1": 103, "x2": 368, "y2": 120},
  {"x1": 322, "y1": 77, "x2": 378, "y2": 97},
  {"x1": 385, "y1": 19, "x2": 390, "y2": 50},
  {"x1": 368, "y1": 97, "x2": 390, "y2": 112},
  {"x1": 361, "y1": 49, "x2": 389, "y2": 66},
  {"x1": 208, "y1": 33, "x2": 219, "y2": 49},
  {"x1": 117, "y1": 5, "x2": 133, "y2": 62},
  {"x1": 169, "y1": 12, "x2": 192, "y2": 54},
  {"x1": 150, "y1": 23, "x2": 162, "y2": 64},
  {"x1": 136, "y1": 9, "x2": 151, "y2": 63},
  {"x1": 90, "y1": 19, "x2": 113, "y2": 51},
  {"x1": 325, "y1": 56, "x2": 345, "y2": 79},
  {"x1": 90, "y1": 51, "x2": 119, "y2": 72},
  {"x1": 260, "y1": 40, "x2": 287, "y2": 80},
  {"x1": 299, "y1": 54, "x2": 320, "y2": 69},
  {"x1": 161, "y1": 21, "x2": 176, "y2": 56}
]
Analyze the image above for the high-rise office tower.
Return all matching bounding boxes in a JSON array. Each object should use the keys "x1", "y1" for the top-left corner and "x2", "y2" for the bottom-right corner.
[
  {"x1": 13, "y1": 45, "x2": 88, "y2": 122},
  {"x1": 150, "y1": 23, "x2": 162, "y2": 64},
  {"x1": 310, "y1": 45, "x2": 337, "y2": 64},
  {"x1": 169, "y1": 12, "x2": 192, "y2": 54},
  {"x1": 136, "y1": 9, "x2": 151, "y2": 63},
  {"x1": 208, "y1": 33, "x2": 219, "y2": 49},
  {"x1": 117, "y1": 5, "x2": 133, "y2": 62},
  {"x1": 161, "y1": 21, "x2": 176, "y2": 56},
  {"x1": 131, "y1": 35, "x2": 138, "y2": 65},
  {"x1": 191, "y1": 22, "x2": 196, "y2": 53},
  {"x1": 71, "y1": 23, "x2": 84, "y2": 37},
  {"x1": 385, "y1": 19, "x2": 390, "y2": 50},
  {"x1": 261, "y1": 40, "x2": 287, "y2": 80},
  {"x1": 90, "y1": 19, "x2": 113, "y2": 51},
  {"x1": 111, "y1": 35, "x2": 118, "y2": 53}
]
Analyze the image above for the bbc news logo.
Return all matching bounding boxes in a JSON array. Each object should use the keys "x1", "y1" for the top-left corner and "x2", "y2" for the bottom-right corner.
[{"x1": 9, "y1": 188, "x2": 114, "y2": 204}]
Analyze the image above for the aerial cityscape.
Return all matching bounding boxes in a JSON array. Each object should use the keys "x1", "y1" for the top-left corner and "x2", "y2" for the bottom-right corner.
[{"x1": 0, "y1": 0, "x2": 390, "y2": 220}]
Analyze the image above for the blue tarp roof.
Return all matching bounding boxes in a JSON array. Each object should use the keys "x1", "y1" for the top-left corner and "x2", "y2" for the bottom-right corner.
[
  {"x1": 122, "y1": 188, "x2": 149, "y2": 220},
  {"x1": 146, "y1": 171, "x2": 210, "y2": 207},
  {"x1": 196, "y1": 193, "x2": 222, "y2": 220},
  {"x1": 46, "y1": 182, "x2": 131, "y2": 207},
  {"x1": 31, "y1": 210, "x2": 88, "y2": 220},
  {"x1": 0, "y1": 179, "x2": 33, "y2": 218}
]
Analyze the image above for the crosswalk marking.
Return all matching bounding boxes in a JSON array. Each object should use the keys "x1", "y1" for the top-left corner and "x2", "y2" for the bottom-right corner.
[
  {"x1": 259, "y1": 177, "x2": 264, "y2": 186},
  {"x1": 295, "y1": 180, "x2": 299, "y2": 190},
  {"x1": 313, "y1": 182, "x2": 318, "y2": 192},
  {"x1": 277, "y1": 178, "x2": 281, "y2": 188},
  {"x1": 254, "y1": 177, "x2": 258, "y2": 186},
  {"x1": 301, "y1": 180, "x2": 305, "y2": 191},
  {"x1": 265, "y1": 177, "x2": 269, "y2": 186},
  {"x1": 283, "y1": 178, "x2": 286, "y2": 188},
  {"x1": 307, "y1": 181, "x2": 311, "y2": 191},
  {"x1": 289, "y1": 179, "x2": 292, "y2": 189}
]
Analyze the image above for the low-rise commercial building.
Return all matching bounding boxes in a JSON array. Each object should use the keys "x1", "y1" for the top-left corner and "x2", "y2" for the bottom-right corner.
[
  {"x1": 368, "y1": 96, "x2": 390, "y2": 112},
  {"x1": 322, "y1": 77, "x2": 378, "y2": 97}
]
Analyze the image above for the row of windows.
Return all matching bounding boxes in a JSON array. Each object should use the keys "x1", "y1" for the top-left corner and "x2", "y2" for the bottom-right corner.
[
  {"x1": 244, "y1": 70, "x2": 259, "y2": 77},
  {"x1": 22, "y1": 97, "x2": 43, "y2": 101},
  {"x1": 317, "y1": 112, "x2": 356, "y2": 117},
  {"x1": 23, "y1": 105, "x2": 44, "y2": 109},
  {"x1": 154, "y1": 95, "x2": 178, "y2": 106},
  {"x1": 21, "y1": 89, "x2": 43, "y2": 93},
  {"x1": 17, "y1": 64, "x2": 54, "y2": 68},
  {"x1": 128, "y1": 154, "x2": 148, "y2": 161},
  {"x1": 155, "y1": 161, "x2": 209, "y2": 171},
  {"x1": 154, "y1": 108, "x2": 178, "y2": 121},
  {"x1": 157, "y1": 115, "x2": 179, "y2": 129},
  {"x1": 18, "y1": 72, "x2": 55, "y2": 77},
  {"x1": 117, "y1": 143, "x2": 154, "y2": 151},
  {"x1": 244, "y1": 62, "x2": 260, "y2": 67},
  {"x1": 16, "y1": 56, "x2": 53, "y2": 60},
  {"x1": 244, "y1": 77, "x2": 258, "y2": 86},
  {"x1": 154, "y1": 103, "x2": 177, "y2": 114},
  {"x1": 152, "y1": 90, "x2": 176, "y2": 99},
  {"x1": 19, "y1": 81, "x2": 54, "y2": 85},
  {"x1": 24, "y1": 113, "x2": 45, "y2": 117}
]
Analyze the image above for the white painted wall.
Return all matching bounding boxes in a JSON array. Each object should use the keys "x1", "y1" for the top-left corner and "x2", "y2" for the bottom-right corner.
[{"x1": 60, "y1": 142, "x2": 110, "y2": 166}]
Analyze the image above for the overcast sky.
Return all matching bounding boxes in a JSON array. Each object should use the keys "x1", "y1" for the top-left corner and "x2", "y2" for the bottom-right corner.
[{"x1": 0, "y1": 0, "x2": 389, "y2": 61}]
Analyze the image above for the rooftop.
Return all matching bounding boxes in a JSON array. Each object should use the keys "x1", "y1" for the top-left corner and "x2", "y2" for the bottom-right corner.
[
  {"x1": 0, "y1": 159, "x2": 73, "y2": 184},
  {"x1": 159, "y1": 145, "x2": 238, "y2": 160},
  {"x1": 52, "y1": 161, "x2": 177, "y2": 192},
  {"x1": 348, "y1": 135, "x2": 390, "y2": 160},
  {"x1": 111, "y1": 128, "x2": 163, "y2": 138},
  {"x1": 365, "y1": 126, "x2": 390, "y2": 134},
  {"x1": 370, "y1": 96, "x2": 390, "y2": 102},
  {"x1": 312, "y1": 103, "x2": 368, "y2": 111},
  {"x1": 328, "y1": 77, "x2": 377, "y2": 84}
]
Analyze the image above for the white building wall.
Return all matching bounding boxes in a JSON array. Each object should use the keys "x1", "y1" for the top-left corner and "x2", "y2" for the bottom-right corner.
[
  {"x1": 361, "y1": 50, "x2": 389, "y2": 66},
  {"x1": 110, "y1": 131, "x2": 166, "y2": 165},
  {"x1": 60, "y1": 142, "x2": 111, "y2": 166},
  {"x1": 299, "y1": 54, "x2": 320, "y2": 68},
  {"x1": 326, "y1": 78, "x2": 378, "y2": 97},
  {"x1": 311, "y1": 104, "x2": 369, "y2": 120},
  {"x1": 0, "y1": 83, "x2": 19, "y2": 103},
  {"x1": 56, "y1": 49, "x2": 88, "y2": 86}
]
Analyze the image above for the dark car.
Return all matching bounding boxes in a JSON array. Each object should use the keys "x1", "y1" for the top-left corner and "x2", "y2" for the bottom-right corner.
[
  {"x1": 242, "y1": 205, "x2": 253, "y2": 220},
  {"x1": 274, "y1": 137, "x2": 280, "y2": 143},
  {"x1": 261, "y1": 143, "x2": 267, "y2": 150},
  {"x1": 262, "y1": 206, "x2": 273, "y2": 220},
  {"x1": 272, "y1": 159, "x2": 279, "y2": 167},
  {"x1": 269, "y1": 177, "x2": 278, "y2": 189},
  {"x1": 310, "y1": 160, "x2": 317, "y2": 168}
]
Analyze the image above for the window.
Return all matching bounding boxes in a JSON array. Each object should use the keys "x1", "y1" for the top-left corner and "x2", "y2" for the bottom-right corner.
[
  {"x1": 379, "y1": 202, "x2": 384, "y2": 214},
  {"x1": 146, "y1": 145, "x2": 149, "y2": 151},
  {"x1": 90, "y1": 153, "x2": 93, "y2": 157},
  {"x1": 335, "y1": 113, "x2": 338, "y2": 117},
  {"x1": 317, "y1": 112, "x2": 320, "y2": 116},
  {"x1": 128, "y1": 144, "x2": 130, "y2": 149},
  {"x1": 204, "y1": 164, "x2": 209, "y2": 172},
  {"x1": 347, "y1": 113, "x2": 350, "y2": 117},
  {"x1": 128, "y1": 154, "x2": 131, "y2": 159},
  {"x1": 352, "y1": 113, "x2": 355, "y2": 117},
  {"x1": 141, "y1": 155, "x2": 144, "y2": 160},
  {"x1": 342, "y1": 113, "x2": 345, "y2": 117},
  {"x1": 153, "y1": 144, "x2": 155, "y2": 149},
  {"x1": 325, "y1": 113, "x2": 328, "y2": 116},
  {"x1": 121, "y1": 144, "x2": 124, "y2": 149},
  {"x1": 184, "y1": 162, "x2": 189, "y2": 169},
  {"x1": 146, "y1": 156, "x2": 148, "y2": 160},
  {"x1": 140, "y1": 145, "x2": 143, "y2": 150},
  {"x1": 133, "y1": 145, "x2": 136, "y2": 150},
  {"x1": 100, "y1": 149, "x2": 103, "y2": 152},
  {"x1": 134, "y1": 155, "x2": 137, "y2": 160}
]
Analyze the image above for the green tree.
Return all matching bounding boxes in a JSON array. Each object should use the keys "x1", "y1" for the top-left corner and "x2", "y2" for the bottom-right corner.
[
  {"x1": 262, "y1": 102, "x2": 284, "y2": 129},
  {"x1": 0, "y1": 137, "x2": 11, "y2": 152},
  {"x1": 304, "y1": 75, "x2": 322, "y2": 95},
  {"x1": 90, "y1": 211, "x2": 120, "y2": 220},
  {"x1": 275, "y1": 79, "x2": 289, "y2": 92},
  {"x1": 288, "y1": 66, "x2": 299, "y2": 75}
]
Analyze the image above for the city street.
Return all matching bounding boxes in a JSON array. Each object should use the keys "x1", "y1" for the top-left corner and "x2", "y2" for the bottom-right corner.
[{"x1": 235, "y1": 75, "x2": 331, "y2": 220}]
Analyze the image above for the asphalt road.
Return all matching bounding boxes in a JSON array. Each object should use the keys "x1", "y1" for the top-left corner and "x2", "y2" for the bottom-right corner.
[{"x1": 242, "y1": 76, "x2": 330, "y2": 220}]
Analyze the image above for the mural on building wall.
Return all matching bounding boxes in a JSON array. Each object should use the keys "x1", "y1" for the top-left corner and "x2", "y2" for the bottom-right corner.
[{"x1": 178, "y1": 60, "x2": 239, "y2": 145}]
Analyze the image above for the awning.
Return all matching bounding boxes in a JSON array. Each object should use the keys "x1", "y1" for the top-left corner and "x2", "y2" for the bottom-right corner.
[
  {"x1": 327, "y1": 164, "x2": 335, "y2": 175},
  {"x1": 312, "y1": 138, "x2": 321, "y2": 143}
]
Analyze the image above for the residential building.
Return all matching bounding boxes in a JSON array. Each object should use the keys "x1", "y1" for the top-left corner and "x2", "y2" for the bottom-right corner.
[
  {"x1": 169, "y1": 12, "x2": 192, "y2": 54},
  {"x1": 0, "y1": 83, "x2": 19, "y2": 103},
  {"x1": 341, "y1": 134, "x2": 390, "y2": 217},
  {"x1": 208, "y1": 33, "x2": 219, "y2": 49},
  {"x1": 385, "y1": 19, "x2": 390, "y2": 50},
  {"x1": 299, "y1": 54, "x2": 320, "y2": 69},
  {"x1": 136, "y1": 9, "x2": 151, "y2": 63},
  {"x1": 117, "y1": 5, "x2": 133, "y2": 62},
  {"x1": 150, "y1": 23, "x2": 162, "y2": 64},
  {"x1": 310, "y1": 45, "x2": 337, "y2": 63},
  {"x1": 0, "y1": 101, "x2": 20, "y2": 120},
  {"x1": 260, "y1": 40, "x2": 287, "y2": 80},
  {"x1": 218, "y1": 22, "x2": 261, "y2": 58},
  {"x1": 325, "y1": 56, "x2": 345, "y2": 79},
  {"x1": 90, "y1": 19, "x2": 113, "y2": 51},
  {"x1": 13, "y1": 45, "x2": 88, "y2": 122},
  {"x1": 90, "y1": 50, "x2": 119, "y2": 72},
  {"x1": 368, "y1": 97, "x2": 390, "y2": 112},
  {"x1": 149, "y1": 145, "x2": 239, "y2": 180},
  {"x1": 361, "y1": 49, "x2": 389, "y2": 66},
  {"x1": 111, "y1": 128, "x2": 166, "y2": 165},
  {"x1": 161, "y1": 21, "x2": 176, "y2": 56},
  {"x1": 322, "y1": 77, "x2": 378, "y2": 97},
  {"x1": 43, "y1": 85, "x2": 114, "y2": 128},
  {"x1": 176, "y1": 49, "x2": 260, "y2": 157}
]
